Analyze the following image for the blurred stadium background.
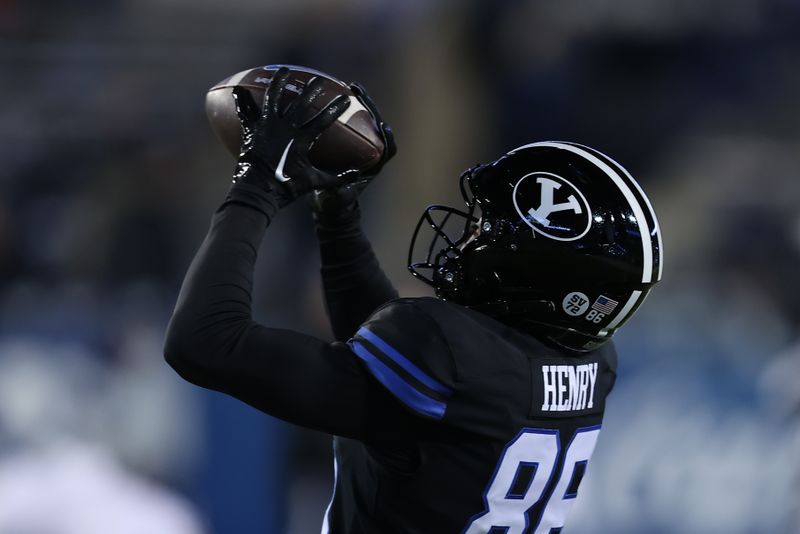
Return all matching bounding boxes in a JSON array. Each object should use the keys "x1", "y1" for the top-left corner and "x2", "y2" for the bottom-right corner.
[{"x1": 1, "y1": 0, "x2": 799, "y2": 532}]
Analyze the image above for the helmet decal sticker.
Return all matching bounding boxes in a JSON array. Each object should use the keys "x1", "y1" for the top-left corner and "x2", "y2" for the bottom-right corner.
[
  {"x1": 599, "y1": 290, "x2": 643, "y2": 336},
  {"x1": 562, "y1": 292, "x2": 590, "y2": 316},
  {"x1": 514, "y1": 141, "x2": 656, "y2": 283},
  {"x1": 590, "y1": 295, "x2": 619, "y2": 315},
  {"x1": 512, "y1": 172, "x2": 592, "y2": 241}
]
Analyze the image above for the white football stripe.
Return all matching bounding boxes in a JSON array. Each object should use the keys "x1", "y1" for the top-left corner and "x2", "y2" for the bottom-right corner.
[
  {"x1": 601, "y1": 290, "x2": 643, "y2": 334},
  {"x1": 226, "y1": 69, "x2": 252, "y2": 87},
  {"x1": 585, "y1": 146, "x2": 664, "y2": 282},
  {"x1": 512, "y1": 142, "x2": 654, "y2": 284},
  {"x1": 336, "y1": 95, "x2": 368, "y2": 124}
]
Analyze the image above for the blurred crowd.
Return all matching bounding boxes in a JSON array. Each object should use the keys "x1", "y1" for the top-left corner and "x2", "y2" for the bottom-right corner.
[{"x1": 1, "y1": 0, "x2": 799, "y2": 532}]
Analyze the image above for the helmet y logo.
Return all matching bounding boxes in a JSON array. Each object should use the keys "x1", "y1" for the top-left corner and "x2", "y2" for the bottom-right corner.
[{"x1": 512, "y1": 172, "x2": 592, "y2": 241}]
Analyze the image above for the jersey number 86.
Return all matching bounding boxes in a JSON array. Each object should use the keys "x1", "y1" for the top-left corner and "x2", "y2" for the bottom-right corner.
[{"x1": 463, "y1": 426, "x2": 601, "y2": 534}]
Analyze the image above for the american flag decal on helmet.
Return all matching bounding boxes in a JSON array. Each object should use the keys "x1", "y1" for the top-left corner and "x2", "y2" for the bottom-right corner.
[{"x1": 591, "y1": 295, "x2": 619, "y2": 315}]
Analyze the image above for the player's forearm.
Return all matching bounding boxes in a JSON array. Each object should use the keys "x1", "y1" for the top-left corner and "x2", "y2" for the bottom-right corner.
[
  {"x1": 164, "y1": 191, "x2": 273, "y2": 374},
  {"x1": 163, "y1": 196, "x2": 402, "y2": 438},
  {"x1": 316, "y1": 210, "x2": 399, "y2": 341},
  {"x1": 164, "y1": 69, "x2": 408, "y2": 438}
]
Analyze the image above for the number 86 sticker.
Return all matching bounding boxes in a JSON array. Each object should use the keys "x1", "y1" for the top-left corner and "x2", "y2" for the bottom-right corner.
[
  {"x1": 585, "y1": 310, "x2": 605, "y2": 323},
  {"x1": 562, "y1": 292, "x2": 618, "y2": 324}
]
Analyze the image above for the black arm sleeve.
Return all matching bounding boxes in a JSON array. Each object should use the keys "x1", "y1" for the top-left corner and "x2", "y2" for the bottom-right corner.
[
  {"x1": 315, "y1": 206, "x2": 399, "y2": 342},
  {"x1": 164, "y1": 194, "x2": 409, "y2": 441}
]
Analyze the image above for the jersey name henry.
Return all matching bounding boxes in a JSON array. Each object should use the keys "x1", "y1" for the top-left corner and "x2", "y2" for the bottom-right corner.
[{"x1": 540, "y1": 362, "x2": 598, "y2": 412}]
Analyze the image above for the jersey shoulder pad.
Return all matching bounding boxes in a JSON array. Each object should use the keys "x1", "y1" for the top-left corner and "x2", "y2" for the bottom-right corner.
[
  {"x1": 600, "y1": 340, "x2": 618, "y2": 374},
  {"x1": 349, "y1": 298, "x2": 455, "y2": 420}
]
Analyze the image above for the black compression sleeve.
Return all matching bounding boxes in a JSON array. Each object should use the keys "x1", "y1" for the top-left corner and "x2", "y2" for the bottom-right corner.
[
  {"x1": 164, "y1": 190, "x2": 408, "y2": 440},
  {"x1": 316, "y1": 206, "x2": 399, "y2": 341}
]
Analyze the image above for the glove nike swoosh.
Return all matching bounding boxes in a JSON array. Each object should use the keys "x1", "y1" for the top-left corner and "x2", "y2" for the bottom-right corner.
[{"x1": 274, "y1": 139, "x2": 294, "y2": 182}]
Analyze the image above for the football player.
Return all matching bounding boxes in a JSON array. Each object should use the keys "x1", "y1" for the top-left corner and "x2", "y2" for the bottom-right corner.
[{"x1": 164, "y1": 67, "x2": 663, "y2": 533}]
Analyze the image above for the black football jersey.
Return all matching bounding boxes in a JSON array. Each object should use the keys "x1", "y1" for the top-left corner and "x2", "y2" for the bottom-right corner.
[{"x1": 322, "y1": 296, "x2": 617, "y2": 534}]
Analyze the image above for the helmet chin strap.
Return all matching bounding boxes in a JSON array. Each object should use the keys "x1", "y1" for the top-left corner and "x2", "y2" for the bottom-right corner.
[
  {"x1": 468, "y1": 300, "x2": 610, "y2": 352},
  {"x1": 469, "y1": 299, "x2": 556, "y2": 317}
]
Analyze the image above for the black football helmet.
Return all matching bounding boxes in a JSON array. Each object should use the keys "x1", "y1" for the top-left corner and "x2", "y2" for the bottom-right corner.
[{"x1": 408, "y1": 141, "x2": 663, "y2": 352}]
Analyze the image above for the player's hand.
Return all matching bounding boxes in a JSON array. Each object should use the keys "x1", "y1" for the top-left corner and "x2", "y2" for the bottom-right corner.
[
  {"x1": 231, "y1": 67, "x2": 353, "y2": 207},
  {"x1": 349, "y1": 82, "x2": 397, "y2": 181},
  {"x1": 309, "y1": 82, "x2": 396, "y2": 225}
]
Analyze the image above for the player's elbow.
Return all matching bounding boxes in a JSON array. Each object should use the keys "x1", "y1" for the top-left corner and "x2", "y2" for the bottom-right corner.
[
  {"x1": 163, "y1": 314, "x2": 212, "y2": 386},
  {"x1": 163, "y1": 317, "x2": 190, "y2": 370},
  {"x1": 163, "y1": 307, "x2": 249, "y2": 389}
]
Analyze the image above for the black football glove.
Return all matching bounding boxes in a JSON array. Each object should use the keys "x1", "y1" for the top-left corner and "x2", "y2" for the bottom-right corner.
[
  {"x1": 309, "y1": 81, "x2": 397, "y2": 226},
  {"x1": 348, "y1": 82, "x2": 397, "y2": 180},
  {"x1": 230, "y1": 67, "x2": 353, "y2": 207}
]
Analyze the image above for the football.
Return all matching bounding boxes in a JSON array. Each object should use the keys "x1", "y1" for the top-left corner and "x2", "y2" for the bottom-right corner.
[{"x1": 205, "y1": 65, "x2": 385, "y2": 174}]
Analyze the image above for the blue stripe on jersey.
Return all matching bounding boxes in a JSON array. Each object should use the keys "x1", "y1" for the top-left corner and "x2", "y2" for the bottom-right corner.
[
  {"x1": 356, "y1": 327, "x2": 453, "y2": 396},
  {"x1": 349, "y1": 340, "x2": 447, "y2": 419}
]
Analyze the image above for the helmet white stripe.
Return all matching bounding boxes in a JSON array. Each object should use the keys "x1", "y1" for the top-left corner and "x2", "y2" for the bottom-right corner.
[
  {"x1": 600, "y1": 290, "x2": 643, "y2": 334},
  {"x1": 605, "y1": 157, "x2": 663, "y2": 281},
  {"x1": 568, "y1": 142, "x2": 664, "y2": 282},
  {"x1": 511, "y1": 142, "x2": 654, "y2": 284}
]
